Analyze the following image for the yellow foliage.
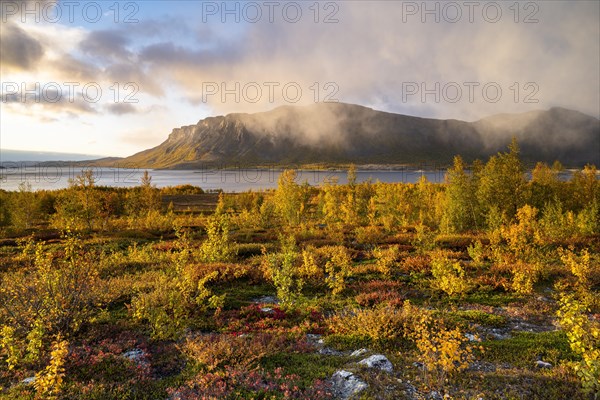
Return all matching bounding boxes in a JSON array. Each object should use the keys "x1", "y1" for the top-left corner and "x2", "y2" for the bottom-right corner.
[
  {"x1": 372, "y1": 245, "x2": 400, "y2": 277},
  {"x1": 511, "y1": 262, "x2": 541, "y2": 295},
  {"x1": 408, "y1": 312, "x2": 477, "y2": 391},
  {"x1": 557, "y1": 292, "x2": 600, "y2": 395},
  {"x1": 34, "y1": 338, "x2": 69, "y2": 399},
  {"x1": 559, "y1": 247, "x2": 592, "y2": 289},
  {"x1": 430, "y1": 252, "x2": 470, "y2": 296},
  {"x1": 327, "y1": 302, "x2": 417, "y2": 341},
  {"x1": 0, "y1": 325, "x2": 20, "y2": 371},
  {"x1": 325, "y1": 246, "x2": 352, "y2": 296}
]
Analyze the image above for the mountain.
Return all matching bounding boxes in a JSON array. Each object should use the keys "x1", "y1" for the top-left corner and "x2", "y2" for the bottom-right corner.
[
  {"x1": 1, "y1": 149, "x2": 108, "y2": 163},
  {"x1": 120, "y1": 103, "x2": 600, "y2": 168}
]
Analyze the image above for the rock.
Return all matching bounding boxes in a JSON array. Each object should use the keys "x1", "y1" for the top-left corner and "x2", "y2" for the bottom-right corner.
[
  {"x1": 306, "y1": 333, "x2": 324, "y2": 346},
  {"x1": 469, "y1": 360, "x2": 497, "y2": 373},
  {"x1": 319, "y1": 347, "x2": 344, "y2": 356},
  {"x1": 429, "y1": 391, "x2": 444, "y2": 400},
  {"x1": 123, "y1": 348, "x2": 145, "y2": 361},
  {"x1": 413, "y1": 361, "x2": 425, "y2": 370},
  {"x1": 253, "y1": 295, "x2": 279, "y2": 304},
  {"x1": 536, "y1": 360, "x2": 553, "y2": 369},
  {"x1": 465, "y1": 333, "x2": 481, "y2": 342},
  {"x1": 350, "y1": 348, "x2": 368, "y2": 357},
  {"x1": 358, "y1": 354, "x2": 393, "y2": 372},
  {"x1": 122, "y1": 348, "x2": 149, "y2": 368},
  {"x1": 260, "y1": 307, "x2": 274, "y2": 313},
  {"x1": 401, "y1": 381, "x2": 419, "y2": 400},
  {"x1": 21, "y1": 376, "x2": 36, "y2": 385},
  {"x1": 331, "y1": 370, "x2": 368, "y2": 399}
]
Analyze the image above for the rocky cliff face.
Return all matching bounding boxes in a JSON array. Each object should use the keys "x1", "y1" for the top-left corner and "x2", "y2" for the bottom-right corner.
[{"x1": 122, "y1": 103, "x2": 600, "y2": 168}]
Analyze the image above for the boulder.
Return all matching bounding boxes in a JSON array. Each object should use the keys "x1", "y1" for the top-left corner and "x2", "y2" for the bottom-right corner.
[
  {"x1": 358, "y1": 354, "x2": 393, "y2": 372},
  {"x1": 331, "y1": 370, "x2": 368, "y2": 399}
]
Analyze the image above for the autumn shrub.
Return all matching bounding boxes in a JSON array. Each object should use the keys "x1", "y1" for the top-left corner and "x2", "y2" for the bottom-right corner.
[
  {"x1": 129, "y1": 209, "x2": 175, "y2": 231},
  {"x1": 217, "y1": 304, "x2": 304, "y2": 335},
  {"x1": 407, "y1": 312, "x2": 478, "y2": 392},
  {"x1": 400, "y1": 254, "x2": 431, "y2": 274},
  {"x1": 538, "y1": 200, "x2": 579, "y2": 241},
  {"x1": 261, "y1": 235, "x2": 303, "y2": 305},
  {"x1": 299, "y1": 245, "x2": 326, "y2": 282},
  {"x1": 372, "y1": 245, "x2": 400, "y2": 277},
  {"x1": 510, "y1": 262, "x2": 541, "y2": 295},
  {"x1": 353, "y1": 225, "x2": 385, "y2": 249},
  {"x1": 169, "y1": 366, "x2": 332, "y2": 400},
  {"x1": 324, "y1": 245, "x2": 353, "y2": 296},
  {"x1": 129, "y1": 228, "x2": 225, "y2": 339},
  {"x1": 0, "y1": 326, "x2": 20, "y2": 371},
  {"x1": 501, "y1": 204, "x2": 543, "y2": 263},
  {"x1": 327, "y1": 302, "x2": 416, "y2": 342},
  {"x1": 130, "y1": 269, "x2": 224, "y2": 340},
  {"x1": 430, "y1": 251, "x2": 470, "y2": 296},
  {"x1": 575, "y1": 200, "x2": 599, "y2": 235},
  {"x1": 556, "y1": 291, "x2": 600, "y2": 396},
  {"x1": 0, "y1": 233, "x2": 104, "y2": 373},
  {"x1": 559, "y1": 246, "x2": 594, "y2": 289},
  {"x1": 412, "y1": 222, "x2": 437, "y2": 253},
  {"x1": 353, "y1": 280, "x2": 404, "y2": 308},
  {"x1": 180, "y1": 333, "x2": 285, "y2": 372},
  {"x1": 198, "y1": 213, "x2": 236, "y2": 263},
  {"x1": 467, "y1": 239, "x2": 485, "y2": 266},
  {"x1": 34, "y1": 338, "x2": 69, "y2": 399}
]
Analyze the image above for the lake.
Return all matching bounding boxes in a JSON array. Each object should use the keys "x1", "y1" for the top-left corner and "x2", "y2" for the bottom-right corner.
[{"x1": 0, "y1": 165, "x2": 448, "y2": 192}]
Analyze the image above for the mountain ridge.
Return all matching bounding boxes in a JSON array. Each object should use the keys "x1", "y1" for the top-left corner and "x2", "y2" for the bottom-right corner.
[{"x1": 118, "y1": 103, "x2": 600, "y2": 168}]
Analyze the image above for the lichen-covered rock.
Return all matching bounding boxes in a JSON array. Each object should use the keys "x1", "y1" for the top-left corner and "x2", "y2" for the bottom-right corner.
[
  {"x1": 535, "y1": 360, "x2": 552, "y2": 369},
  {"x1": 358, "y1": 354, "x2": 393, "y2": 372},
  {"x1": 350, "y1": 348, "x2": 368, "y2": 357},
  {"x1": 331, "y1": 370, "x2": 368, "y2": 399}
]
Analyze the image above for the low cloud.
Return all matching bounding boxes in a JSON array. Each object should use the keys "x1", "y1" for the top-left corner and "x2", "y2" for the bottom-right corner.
[
  {"x1": 105, "y1": 103, "x2": 138, "y2": 115},
  {"x1": 0, "y1": 23, "x2": 44, "y2": 71}
]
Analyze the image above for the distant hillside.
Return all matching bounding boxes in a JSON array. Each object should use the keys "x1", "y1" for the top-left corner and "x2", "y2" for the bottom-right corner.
[
  {"x1": 119, "y1": 103, "x2": 600, "y2": 168},
  {"x1": 1, "y1": 149, "x2": 107, "y2": 163}
]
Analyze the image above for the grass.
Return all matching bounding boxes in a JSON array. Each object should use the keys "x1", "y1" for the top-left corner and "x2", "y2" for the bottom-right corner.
[
  {"x1": 446, "y1": 309, "x2": 509, "y2": 329},
  {"x1": 482, "y1": 331, "x2": 576, "y2": 368},
  {"x1": 260, "y1": 352, "x2": 349, "y2": 388}
]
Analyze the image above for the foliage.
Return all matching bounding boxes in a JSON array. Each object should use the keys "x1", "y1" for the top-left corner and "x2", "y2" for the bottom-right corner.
[
  {"x1": 372, "y1": 245, "x2": 400, "y2": 277},
  {"x1": 129, "y1": 228, "x2": 225, "y2": 339},
  {"x1": 327, "y1": 302, "x2": 416, "y2": 342},
  {"x1": 556, "y1": 292, "x2": 600, "y2": 396},
  {"x1": 559, "y1": 247, "x2": 593, "y2": 289},
  {"x1": 412, "y1": 222, "x2": 437, "y2": 253},
  {"x1": 10, "y1": 182, "x2": 40, "y2": 230},
  {"x1": 477, "y1": 138, "x2": 527, "y2": 221},
  {"x1": 408, "y1": 311, "x2": 478, "y2": 391},
  {"x1": 199, "y1": 213, "x2": 236, "y2": 263},
  {"x1": 181, "y1": 333, "x2": 282, "y2": 372},
  {"x1": 0, "y1": 325, "x2": 20, "y2": 371},
  {"x1": 0, "y1": 144, "x2": 598, "y2": 399},
  {"x1": 441, "y1": 156, "x2": 481, "y2": 233},
  {"x1": 169, "y1": 365, "x2": 332, "y2": 400},
  {"x1": 0, "y1": 233, "x2": 103, "y2": 345},
  {"x1": 510, "y1": 262, "x2": 541, "y2": 295},
  {"x1": 467, "y1": 239, "x2": 485, "y2": 266},
  {"x1": 274, "y1": 170, "x2": 310, "y2": 227},
  {"x1": 430, "y1": 252, "x2": 470, "y2": 296},
  {"x1": 34, "y1": 338, "x2": 69, "y2": 399},
  {"x1": 324, "y1": 245, "x2": 352, "y2": 296}
]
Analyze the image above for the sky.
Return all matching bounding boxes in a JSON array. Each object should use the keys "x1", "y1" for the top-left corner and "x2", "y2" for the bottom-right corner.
[{"x1": 1, "y1": 0, "x2": 599, "y2": 157}]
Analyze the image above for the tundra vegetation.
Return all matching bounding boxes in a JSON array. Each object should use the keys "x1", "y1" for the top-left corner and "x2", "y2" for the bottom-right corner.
[{"x1": 0, "y1": 141, "x2": 598, "y2": 399}]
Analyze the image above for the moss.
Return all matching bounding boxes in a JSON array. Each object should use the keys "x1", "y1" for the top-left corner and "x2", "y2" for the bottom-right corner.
[
  {"x1": 259, "y1": 352, "x2": 348, "y2": 388},
  {"x1": 482, "y1": 331, "x2": 577, "y2": 368},
  {"x1": 446, "y1": 309, "x2": 508, "y2": 328}
]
